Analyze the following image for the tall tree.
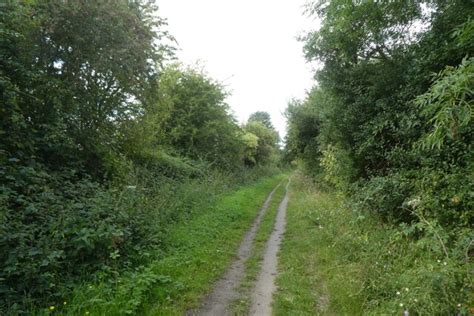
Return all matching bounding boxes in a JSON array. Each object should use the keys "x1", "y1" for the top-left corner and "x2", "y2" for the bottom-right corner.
[
  {"x1": 244, "y1": 112, "x2": 279, "y2": 165},
  {"x1": 0, "y1": 1, "x2": 174, "y2": 309},
  {"x1": 152, "y1": 64, "x2": 244, "y2": 169},
  {"x1": 1, "y1": 0, "x2": 173, "y2": 177},
  {"x1": 248, "y1": 111, "x2": 275, "y2": 130}
]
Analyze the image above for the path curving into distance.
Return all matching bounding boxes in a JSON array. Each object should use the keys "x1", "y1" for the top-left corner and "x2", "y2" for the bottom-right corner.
[{"x1": 192, "y1": 183, "x2": 282, "y2": 316}]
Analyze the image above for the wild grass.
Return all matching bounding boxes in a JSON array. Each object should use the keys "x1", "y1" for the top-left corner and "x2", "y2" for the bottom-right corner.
[
  {"x1": 273, "y1": 173, "x2": 352, "y2": 315},
  {"x1": 41, "y1": 172, "x2": 286, "y2": 315},
  {"x1": 274, "y1": 172, "x2": 472, "y2": 315}
]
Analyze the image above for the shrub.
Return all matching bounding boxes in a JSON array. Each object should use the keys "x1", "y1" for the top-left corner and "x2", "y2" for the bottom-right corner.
[
  {"x1": 351, "y1": 171, "x2": 415, "y2": 222},
  {"x1": 319, "y1": 144, "x2": 354, "y2": 190}
]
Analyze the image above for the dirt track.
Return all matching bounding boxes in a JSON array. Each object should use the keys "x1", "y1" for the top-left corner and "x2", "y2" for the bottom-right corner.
[
  {"x1": 191, "y1": 180, "x2": 289, "y2": 316},
  {"x1": 249, "y1": 182, "x2": 289, "y2": 315},
  {"x1": 192, "y1": 183, "x2": 281, "y2": 316}
]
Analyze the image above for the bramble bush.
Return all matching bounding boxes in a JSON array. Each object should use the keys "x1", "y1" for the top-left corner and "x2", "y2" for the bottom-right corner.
[{"x1": 0, "y1": 159, "x2": 279, "y2": 314}]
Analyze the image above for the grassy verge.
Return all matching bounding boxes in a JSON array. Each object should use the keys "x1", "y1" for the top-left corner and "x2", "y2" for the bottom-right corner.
[
  {"x1": 273, "y1": 173, "x2": 357, "y2": 315},
  {"x1": 274, "y1": 172, "x2": 472, "y2": 315},
  {"x1": 230, "y1": 178, "x2": 288, "y2": 314},
  {"x1": 57, "y1": 173, "x2": 285, "y2": 315}
]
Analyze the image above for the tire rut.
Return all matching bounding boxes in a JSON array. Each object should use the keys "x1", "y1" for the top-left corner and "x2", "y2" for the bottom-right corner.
[
  {"x1": 249, "y1": 180, "x2": 289, "y2": 316},
  {"x1": 189, "y1": 183, "x2": 282, "y2": 316}
]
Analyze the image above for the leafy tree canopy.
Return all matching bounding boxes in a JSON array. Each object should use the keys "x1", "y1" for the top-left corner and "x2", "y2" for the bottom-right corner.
[{"x1": 248, "y1": 111, "x2": 275, "y2": 130}]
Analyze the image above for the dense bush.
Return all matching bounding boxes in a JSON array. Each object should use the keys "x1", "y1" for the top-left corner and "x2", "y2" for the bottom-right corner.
[
  {"x1": 243, "y1": 121, "x2": 280, "y2": 166},
  {"x1": 285, "y1": 0, "x2": 473, "y2": 225},
  {"x1": 150, "y1": 64, "x2": 246, "y2": 170},
  {"x1": 0, "y1": 160, "x2": 279, "y2": 313},
  {"x1": 284, "y1": 0, "x2": 473, "y2": 313},
  {"x1": 0, "y1": 1, "x2": 282, "y2": 313}
]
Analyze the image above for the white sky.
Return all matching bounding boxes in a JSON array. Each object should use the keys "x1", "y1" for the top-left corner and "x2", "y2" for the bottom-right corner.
[{"x1": 158, "y1": 0, "x2": 318, "y2": 138}]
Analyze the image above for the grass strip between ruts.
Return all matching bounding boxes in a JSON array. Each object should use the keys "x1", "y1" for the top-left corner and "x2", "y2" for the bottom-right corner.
[{"x1": 230, "y1": 177, "x2": 288, "y2": 314}]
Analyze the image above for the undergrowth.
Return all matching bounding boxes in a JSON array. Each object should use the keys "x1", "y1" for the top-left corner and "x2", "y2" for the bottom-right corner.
[
  {"x1": 35, "y1": 171, "x2": 284, "y2": 315},
  {"x1": 1, "y1": 164, "x2": 281, "y2": 315},
  {"x1": 274, "y1": 172, "x2": 473, "y2": 315}
]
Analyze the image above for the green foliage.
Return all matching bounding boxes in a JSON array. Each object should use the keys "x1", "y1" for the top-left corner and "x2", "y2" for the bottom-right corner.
[
  {"x1": 0, "y1": 0, "x2": 172, "y2": 178},
  {"x1": 351, "y1": 171, "x2": 415, "y2": 222},
  {"x1": 284, "y1": 0, "x2": 474, "y2": 313},
  {"x1": 0, "y1": 163, "x2": 280, "y2": 314},
  {"x1": 241, "y1": 132, "x2": 260, "y2": 165},
  {"x1": 0, "y1": 2, "x2": 173, "y2": 310},
  {"x1": 0, "y1": 1, "x2": 280, "y2": 313},
  {"x1": 416, "y1": 57, "x2": 473, "y2": 149},
  {"x1": 151, "y1": 64, "x2": 244, "y2": 169},
  {"x1": 286, "y1": 0, "x2": 473, "y2": 220},
  {"x1": 242, "y1": 111, "x2": 280, "y2": 166},
  {"x1": 62, "y1": 174, "x2": 284, "y2": 315},
  {"x1": 275, "y1": 173, "x2": 473, "y2": 315},
  {"x1": 248, "y1": 111, "x2": 275, "y2": 130},
  {"x1": 243, "y1": 120, "x2": 279, "y2": 166},
  {"x1": 283, "y1": 98, "x2": 320, "y2": 166},
  {"x1": 319, "y1": 144, "x2": 354, "y2": 190}
]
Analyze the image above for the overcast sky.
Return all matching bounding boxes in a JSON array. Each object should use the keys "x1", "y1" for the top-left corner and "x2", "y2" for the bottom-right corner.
[{"x1": 158, "y1": 0, "x2": 318, "y2": 138}]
